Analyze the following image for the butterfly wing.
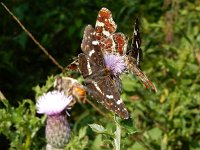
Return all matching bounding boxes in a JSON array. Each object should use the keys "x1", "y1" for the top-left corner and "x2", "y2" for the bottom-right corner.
[
  {"x1": 54, "y1": 76, "x2": 86, "y2": 103},
  {"x1": 125, "y1": 19, "x2": 157, "y2": 92},
  {"x1": 79, "y1": 25, "x2": 106, "y2": 78},
  {"x1": 101, "y1": 33, "x2": 127, "y2": 55},
  {"x1": 78, "y1": 53, "x2": 129, "y2": 119},
  {"x1": 95, "y1": 8, "x2": 127, "y2": 55},
  {"x1": 129, "y1": 18, "x2": 143, "y2": 67},
  {"x1": 66, "y1": 59, "x2": 79, "y2": 71},
  {"x1": 125, "y1": 55, "x2": 157, "y2": 92},
  {"x1": 87, "y1": 76, "x2": 129, "y2": 119},
  {"x1": 95, "y1": 7, "x2": 117, "y2": 41}
]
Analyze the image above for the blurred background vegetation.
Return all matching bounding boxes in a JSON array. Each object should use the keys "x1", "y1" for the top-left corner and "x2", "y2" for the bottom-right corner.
[{"x1": 0, "y1": 0, "x2": 200, "y2": 149}]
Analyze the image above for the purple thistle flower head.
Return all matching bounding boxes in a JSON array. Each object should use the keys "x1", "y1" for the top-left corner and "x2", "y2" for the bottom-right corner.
[
  {"x1": 104, "y1": 54, "x2": 126, "y2": 76},
  {"x1": 36, "y1": 90, "x2": 72, "y2": 116}
]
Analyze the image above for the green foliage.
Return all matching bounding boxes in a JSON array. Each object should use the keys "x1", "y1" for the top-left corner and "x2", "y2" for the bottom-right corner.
[
  {"x1": 0, "y1": 98, "x2": 45, "y2": 149},
  {"x1": 89, "y1": 124, "x2": 111, "y2": 135},
  {"x1": 0, "y1": 0, "x2": 200, "y2": 149},
  {"x1": 65, "y1": 127, "x2": 89, "y2": 150},
  {"x1": 33, "y1": 75, "x2": 55, "y2": 98}
]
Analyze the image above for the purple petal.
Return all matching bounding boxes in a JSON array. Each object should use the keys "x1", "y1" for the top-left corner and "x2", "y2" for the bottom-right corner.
[
  {"x1": 36, "y1": 91, "x2": 72, "y2": 115},
  {"x1": 104, "y1": 54, "x2": 126, "y2": 76}
]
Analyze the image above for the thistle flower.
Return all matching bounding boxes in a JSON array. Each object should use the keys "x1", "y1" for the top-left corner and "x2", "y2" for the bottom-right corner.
[
  {"x1": 104, "y1": 54, "x2": 126, "y2": 76},
  {"x1": 36, "y1": 90, "x2": 72, "y2": 115},
  {"x1": 36, "y1": 91, "x2": 72, "y2": 149}
]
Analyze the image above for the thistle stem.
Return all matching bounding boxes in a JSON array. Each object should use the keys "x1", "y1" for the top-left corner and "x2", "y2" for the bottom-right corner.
[{"x1": 114, "y1": 116, "x2": 121, "y2": 150}]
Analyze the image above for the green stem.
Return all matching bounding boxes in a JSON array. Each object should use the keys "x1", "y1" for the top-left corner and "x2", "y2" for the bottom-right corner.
[
  {"x1": 114, "y1": 116, "x2": 121, "y2": 150},
  {"x1": 24, "y1": 131, "x2": 31, "y2": 150}
]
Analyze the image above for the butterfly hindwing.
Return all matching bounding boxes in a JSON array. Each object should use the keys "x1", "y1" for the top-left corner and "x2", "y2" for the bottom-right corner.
[
  {"x1": 101, "y1": 33, "x2": 127, "y2": 55},
  {"x1": 85, "y1": 76, "x2": 129, "y2": 119},
  {"x1": 130, "y1": 62, "x2": 157, "y2": 92}
]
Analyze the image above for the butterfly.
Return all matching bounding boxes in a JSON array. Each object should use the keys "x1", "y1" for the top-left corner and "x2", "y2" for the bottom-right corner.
[
  {"x1": 54, "y1": 76, "x2": 87, "y2": 106},
  {"x1": 94, "y1": 7, "x2": 157, "y2": 92},
  {"x1": 78, "y1": 25, "x2": 129, "y2": 119}
]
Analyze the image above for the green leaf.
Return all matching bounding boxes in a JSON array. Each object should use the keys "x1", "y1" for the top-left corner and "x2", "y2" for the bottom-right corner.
[
  {"x1": 78, "y1": 127, "x2": 87, "y2": 139},
  {"x1": 88, "y1": 124, "x2": 106, "y2": 133},
  {"x1": 147, "y1": 127, "x2": 162, "y2": 141}
]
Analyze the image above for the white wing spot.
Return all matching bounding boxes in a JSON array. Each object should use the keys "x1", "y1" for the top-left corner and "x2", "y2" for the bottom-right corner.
[
  {"x1": 117, "y1": 99, "x2": 122, "y2": 105},
  {"x1": 106, "y1": 95, "x2": 114, "y2": 99},
  {"x1": 136, "y1": 41, "x2": 139, "y2": 49},
  {"x1": 89, "y1": 49, "x2": 95, "y2": 56},
  {"x1": 92, "y1": 81, "x2": 102, "y2": 94},
  {"x1": 92, "y1": 40, "x2": 99, "y2": 45},
  {"x1": 102, "y1": 30, "x2": 110, "y2": 37},
  {"x1": 123, "y1": 108, "x2": 127, "y2": 112},
  {"x1": 86, "y1": 58, "x2": 92, "y2": 75},
  {"x1": 134, "y1": 29, "x2": 137, "y2": 35},
  {"x1": 96, "y1": 21, "x2": 104, "y2": 27}
]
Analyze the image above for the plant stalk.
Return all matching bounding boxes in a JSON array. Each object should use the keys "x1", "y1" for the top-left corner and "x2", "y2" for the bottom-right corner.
[{"x1": 114, "y1": 117, "x2": 121, "y2": 150}]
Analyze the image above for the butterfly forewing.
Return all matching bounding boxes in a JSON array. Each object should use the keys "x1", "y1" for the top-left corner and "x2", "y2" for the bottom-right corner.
[
  {"x1": 79, "y1": 25, "x2": 106, "y2": 77},
  {"x1": 81, "y1": 25, "x2": 105, "y2": 67},
  {"x1": 78, "y1": 53, "x2": 93, "y2": 78},
  {"x1": 95, "y1": 8, "x2": 127, "y2": 55},
  {"x1": 95, "y1": 7, "x2": 117, "y2": 41},
  {"x1": 126, "y1": 18, "x2": 157, "y2": 92}
]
